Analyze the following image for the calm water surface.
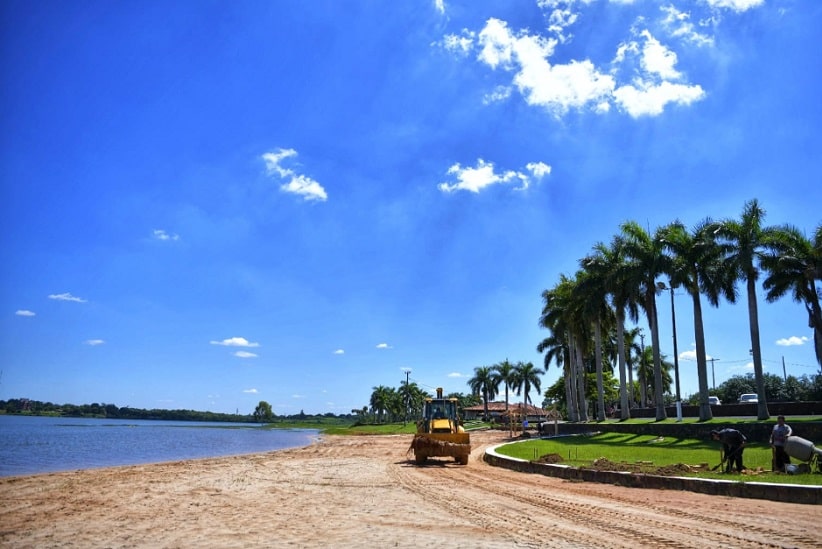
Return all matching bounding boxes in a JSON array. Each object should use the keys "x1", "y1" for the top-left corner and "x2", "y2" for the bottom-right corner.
[{"x1": 0, "y1": 415, "x2": 319, "y2": 477}]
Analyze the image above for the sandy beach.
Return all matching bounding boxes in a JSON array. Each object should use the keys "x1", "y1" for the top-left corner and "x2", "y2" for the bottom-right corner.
[{"x1": 1, "y1": 429, "x2": 820, "y2": 548}]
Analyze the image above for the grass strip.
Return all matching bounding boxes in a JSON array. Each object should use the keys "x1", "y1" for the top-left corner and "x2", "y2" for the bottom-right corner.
[{"x1": 494, "y1": 432, "x2": 822, "y2": 486}]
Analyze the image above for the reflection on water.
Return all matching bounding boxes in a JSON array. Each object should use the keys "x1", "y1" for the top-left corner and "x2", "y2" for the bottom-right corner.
[{"x1": 0, "y1": 415, "x2": 318, "y2": 477}]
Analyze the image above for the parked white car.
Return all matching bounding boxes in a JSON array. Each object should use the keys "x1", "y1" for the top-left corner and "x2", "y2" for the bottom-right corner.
[
  {"x1": 708, "y1": 396, "x2": 721, "y2": 406},
  {"x1": 738, "y1": 393, "x2": 758, "y2": 404}
]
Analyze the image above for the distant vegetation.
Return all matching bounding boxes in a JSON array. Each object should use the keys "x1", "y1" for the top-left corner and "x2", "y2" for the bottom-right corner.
[{"x1": 0, "y1": 398, "x2": 357, "y2": 424}]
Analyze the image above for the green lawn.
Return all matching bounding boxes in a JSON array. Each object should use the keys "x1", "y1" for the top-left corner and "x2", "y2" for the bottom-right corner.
[{"x1": 494, "y1": 432, "x2": 822, "y2": 485}]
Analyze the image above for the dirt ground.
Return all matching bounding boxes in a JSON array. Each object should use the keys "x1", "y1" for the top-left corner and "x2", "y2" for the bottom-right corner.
[{"x1": 1, "y1": 430, "x2": 820, "y2": 548}]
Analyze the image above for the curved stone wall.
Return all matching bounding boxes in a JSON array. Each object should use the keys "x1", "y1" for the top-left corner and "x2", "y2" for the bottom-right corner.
[{"x1": 484, "y1": 441, "x2": 822, "y2": 505}]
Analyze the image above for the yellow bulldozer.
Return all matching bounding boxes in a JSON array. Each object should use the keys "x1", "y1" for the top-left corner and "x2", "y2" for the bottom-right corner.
[{"x1": 409, "y1": 388, "x2": 471, "y2": 465}]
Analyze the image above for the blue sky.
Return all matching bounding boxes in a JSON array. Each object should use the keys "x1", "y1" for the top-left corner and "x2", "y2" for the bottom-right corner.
[{"x1": 2, "y1": 0, "x2": 820, "y2": 415}]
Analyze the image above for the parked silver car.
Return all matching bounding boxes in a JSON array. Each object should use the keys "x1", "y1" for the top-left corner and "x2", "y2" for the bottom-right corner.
[{"x1": 738, "y1": 393, "x2": 758, "y2": 404}]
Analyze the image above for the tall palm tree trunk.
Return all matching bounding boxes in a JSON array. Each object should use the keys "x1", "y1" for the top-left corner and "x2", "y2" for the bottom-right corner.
[
  {"x1": 565, "y1": 335, "x2": 579, "y2": 422},
  {"x1": 746, "y1": 277, "x2": 770, "y2": 419},
  {"x1": 809, "y1": 299, "x2": 822, "y2": 374},
  {"x1": 616, "y1": 314, "x2": 630, "y2": 420},
  {"x1": 575, "y1": 339, "x2": 589, "y2": 422},
  {"x1": 564, "y1": 373, "x2": 577, "y2": 422},
  {"x1": 594, "y1": 318, "x2": 605, "y2": 421},
  {"x1": 692, "y1": 293, "x2": 713, "y2": 421},
  {"x1": 649, "y1": 296, "x2": 667, "y2": 420}
]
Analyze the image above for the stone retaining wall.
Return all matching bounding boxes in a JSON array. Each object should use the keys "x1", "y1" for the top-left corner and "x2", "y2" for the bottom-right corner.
[{"x1": 484, "y1": 442, "x2": 822, "y2": 505}]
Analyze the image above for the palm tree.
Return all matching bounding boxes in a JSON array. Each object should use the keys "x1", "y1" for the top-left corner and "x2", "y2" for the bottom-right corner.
[
  {"x1": 492, "y1": 359, "x2": 516, "y2": 427},
  {"x1": 761, "y1": 223, "x2": 822, "y2": 373},
  {"x1": 623, "y1": 326, "x2": 643, "y2": 408},
  {"x1": 540, "y1": 274, "x2": 588, "y2": 421},
  {"x1": 566, "y1": 275, "x2": 592, "y2": 423},
  {"x1": 369, "y1": 385, "x2": 393, "y2": 423},
  {"x1": 536, "y1": 330, "x2": 573, "y2": 417},
  {"x1": 660, "y1": 219, "x2": 735, "y2": 420},
  {"x1": 600, "y1": 236, "x2": 641, "y2": 420},
  {"x1": 512, "y1": 361, "x2": 545, "y2": 414},
  {"x1": 621, "y1": 221, "x2": 670, "y2": 420},
  {"x1": 578, "y1": 251, "x2": 616, "y2": 421},
  {"x1": 714, "y1": 199, "x2": 774, "y2": 419},
  {"x1": 398, "y1": 382, "x2": 428, "y2": 421},
  {"x1": 635, "y1": 346, "x2": 674, "y2": 402},
  {"x1": 467, "y1": 366, "x2": 499, "y2": 421}
]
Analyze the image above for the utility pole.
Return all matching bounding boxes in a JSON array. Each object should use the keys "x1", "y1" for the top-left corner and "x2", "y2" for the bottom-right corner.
[
  {"x1": 709, "y1": 357, "x2": 719, "y2": 389},
  {"x1": 401, "y1": 368, "x2": 411, "y2": 425},
  {"x1": 782, "y1": 356, "x2": 787, "y2": 382}
]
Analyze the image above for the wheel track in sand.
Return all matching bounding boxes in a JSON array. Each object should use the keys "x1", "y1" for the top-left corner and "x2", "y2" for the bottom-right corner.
[{"x1": 385, "y1": 434, "x2": 814, "y2": 548}]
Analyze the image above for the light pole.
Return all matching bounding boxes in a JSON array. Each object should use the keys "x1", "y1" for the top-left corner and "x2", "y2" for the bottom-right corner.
[{"x1": 658, "y1": 282, "x2": 682, "y2": 421}]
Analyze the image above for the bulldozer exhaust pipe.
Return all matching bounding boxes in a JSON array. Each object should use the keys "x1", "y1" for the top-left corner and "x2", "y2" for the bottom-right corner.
[{"x1": 436, "y1": 387, "x2": 443, "y2": 398}]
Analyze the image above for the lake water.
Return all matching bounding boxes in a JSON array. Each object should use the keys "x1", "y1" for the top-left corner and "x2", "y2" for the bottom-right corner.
[{"x1": 0, "y1": 415, "x2": 319, "y2": 477}]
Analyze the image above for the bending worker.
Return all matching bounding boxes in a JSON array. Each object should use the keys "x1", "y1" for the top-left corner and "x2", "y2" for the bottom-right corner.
[
  {"x1": 711, "y1": 428, "x2": 747, "y2": 473},
  {"x1": 770, "y1": 415, "x2": 793, "y2": 472}
]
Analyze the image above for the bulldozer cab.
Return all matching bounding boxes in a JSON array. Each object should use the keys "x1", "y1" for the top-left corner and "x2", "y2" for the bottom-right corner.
[{"x1": 421, "y1": 389, "x2": 461, "y2": 434}]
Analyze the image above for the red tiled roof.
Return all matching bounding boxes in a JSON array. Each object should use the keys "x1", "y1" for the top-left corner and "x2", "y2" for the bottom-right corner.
[{"x1": 464, "y1": 401, "x2": 548, "y2": 415}]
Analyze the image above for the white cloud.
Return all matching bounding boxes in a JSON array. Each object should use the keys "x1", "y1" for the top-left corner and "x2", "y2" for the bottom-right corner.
[
  {"x1": 678, "y1": 350, "x2": 714, "y2": 361},
  {"x1": 451, "y1": 4, "x2": 720, "y2": 119},
  {"x1": 262, "y1": 148, "x2": 327, "y2": 202},
  {"x1": 776, "y1": 336, "x2": 809, "y2": 347},
  {"x1": 15, "y1": 310, "x2": 35, "y2": 317},
  {"x1": 153, "y1": 229, "x2": 179, "y2": 241},
  {"x1": 210, "y1": 337, "x2": 261, "y2": 347},
  {"x1": 447, "y1": 372, "x2": 466, "y2": 378},
  {"x1": 434, "y1": 0, "x2": 445, "y2": 16},
  {"x1": 679, "y1": 350, "x2": 697, "y2": 361},
  {"x1": 243, "y1": 388, "x2": 259, "y2": 394},
  {"x1": 482, "y1": 85, "x2": 512, "y2": 104},
  {"x1": 234, "y1": 351, "x2": 258, "y2": 358},
  {"x1": 292, "y1": 394, "x2": 305, "y2": 399},
  {"x1": 526, "y1": 161, "x2": 552, "y2": 178},
  {"x1": 376, "y1": 343, "x2": 391, "y2": 349},
  {"x1": 476, "y1": 18, "x2": 615, "y2": 117},
  {"x1": 611, "y1": 29, "x2": 706, "y2": 117},
  {"x1": 613, "y1": 80, "x2": 705, "y2": 117},
  {"x1": 438, "y1": 158, "x2": 549, "y2": 193},
  {"x1": 443, "y1": 32, "x2": 474, "y2": 55},
  {"x1": 637, "y1": 30, "x2": 681, "y2": 80},
  {"x1": 333, "y1": 349, "x2": 345, "y2": 355},
  {"x1": 705, "y1": 0, "x2": 764, "y2": 12},
  {"x1": 661, "y1": 5, "x2": 714, "y2": 47},
  {"x1": 85, "y1": 339, "x2": 105, "y2": 346},
  {"x1": 48, "y1": 292, "x2": 87, "y2": 303}
]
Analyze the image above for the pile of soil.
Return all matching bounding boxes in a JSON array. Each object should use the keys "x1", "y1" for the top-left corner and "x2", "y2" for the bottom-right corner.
[
  {"x1": 533, "y1": 454, "x2": 715, "y2": 476},
  {"x1": 534, "y1": 453, "x2": 564, "y2": 464}
]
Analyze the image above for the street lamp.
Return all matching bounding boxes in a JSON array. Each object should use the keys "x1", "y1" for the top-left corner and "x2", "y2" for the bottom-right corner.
[{"x1": 657, "y1": 281, "x2": 682, "y2": 421}]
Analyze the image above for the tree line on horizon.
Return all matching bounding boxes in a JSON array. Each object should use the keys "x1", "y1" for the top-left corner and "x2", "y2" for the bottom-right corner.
[
  {"x1": 0, "y1": 398, "x2": 357, "y2": 423},
  {"x1": 536, "y1": 199, "x2": 821, "y2": 424}
]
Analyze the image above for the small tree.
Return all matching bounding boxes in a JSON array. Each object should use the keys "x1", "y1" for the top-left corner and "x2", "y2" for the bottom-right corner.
[{"x1": 253, "y1": 401, "x2": 274, "y2": 423}]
